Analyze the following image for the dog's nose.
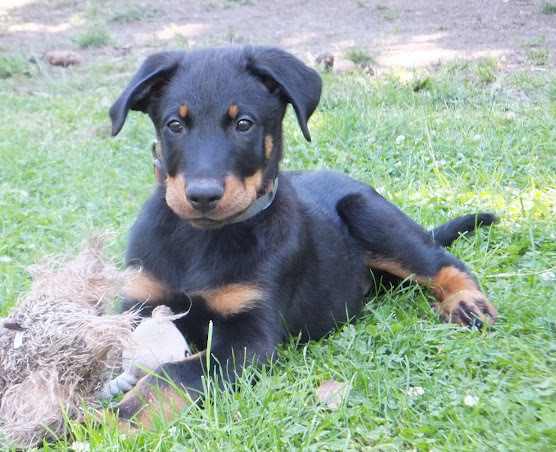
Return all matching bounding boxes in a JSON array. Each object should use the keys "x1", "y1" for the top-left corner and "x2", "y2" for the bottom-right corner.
[{"x1": 185, "y1": 179, "x2": 224, "y2": 212}]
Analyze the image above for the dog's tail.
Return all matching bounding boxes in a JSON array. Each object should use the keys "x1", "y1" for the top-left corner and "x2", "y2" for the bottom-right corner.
[{"x1": 431, "y1": 213, "x2": 497, "y2": 247}]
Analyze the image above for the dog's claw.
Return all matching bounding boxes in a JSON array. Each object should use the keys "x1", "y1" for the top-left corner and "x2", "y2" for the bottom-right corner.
[{"x1": 471, "y1": 317, "x2": 483, "y2": 330}]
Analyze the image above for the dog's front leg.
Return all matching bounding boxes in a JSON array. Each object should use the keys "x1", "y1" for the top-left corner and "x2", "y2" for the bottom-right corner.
[{"x1": 113, "y1": 309, "x2": 280, "y2": 428}]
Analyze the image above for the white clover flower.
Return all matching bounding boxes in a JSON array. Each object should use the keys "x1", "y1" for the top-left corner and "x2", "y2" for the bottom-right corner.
[
  {"x1": 539, "y1": 271, "x2": 555, "y2": 281},
  {"x1": 407, "y1": 386, "x2": 424, "y2": 397},
  {"x1": 395, "y1": 135, "x2": 405, "y2": 145},
  {"x1": 464, "y1": 395, "x2": 479, "y2": 407},
  {"x1": 71, "y1": 442, "x2": 90, "y2": 452}
]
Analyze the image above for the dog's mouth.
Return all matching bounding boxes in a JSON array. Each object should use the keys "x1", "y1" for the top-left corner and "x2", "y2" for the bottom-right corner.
[
  {"x1": 165, "y1": 172, "x2": 276, "y2": 229},
  {"x1": 187, "y1": 180, "x2": 277, "y2": 229},
  {"x1": 187, "y1": 218, "x2": 225, "y2": 229},
  {"x1": 187, "y1": 209, "x2": 251, "y2": 229}
]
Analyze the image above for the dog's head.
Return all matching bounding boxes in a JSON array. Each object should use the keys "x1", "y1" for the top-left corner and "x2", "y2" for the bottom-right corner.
[{"x1": 110, "y1": 47, "x2": 322, "y2": 229}]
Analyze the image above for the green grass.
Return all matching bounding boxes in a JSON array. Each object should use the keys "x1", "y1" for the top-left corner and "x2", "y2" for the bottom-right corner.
[
  {"x1": 1, "y1": 51, "x2": 555, "y2": 450},
  {"x1": 0, "y1": 52, "x2": 30, "y2": 79},
  {"x1": 474, "y1": 58, "x2": 499, "y2": 84},
  {"x1": 224, "y1": 0, "x2": 253, "y2": 7},
  {"x1": 542, "y1": 2, "x2": 556, "y2": 15},
  {"x1": 521, "y1": 36, "x2": 551, "y2": 67},
  {"x1": 344, "y1": 47, "x2": 375, "y2": 66},
  {"x1": 109, "y1": 5, "x2": 164, "y2": 23},
  {"x1": 75, "y1": 24, "x2": 111, "y2": 49},
  {"x1": 527, "y1": 48, "x2": 550, "y2": 66},
  {"x1": 383, "y1": 9, "x2": 400, "y2": 21}
]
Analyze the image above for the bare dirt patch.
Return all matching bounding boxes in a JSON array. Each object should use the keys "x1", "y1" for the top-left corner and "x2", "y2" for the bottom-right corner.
[{"x1": 1, "y1": 0, "x2": 554, "y2": 72}]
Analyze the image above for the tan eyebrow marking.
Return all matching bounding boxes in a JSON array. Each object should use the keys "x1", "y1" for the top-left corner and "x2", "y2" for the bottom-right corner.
[
  {"x1": 179, "y1": 105, "x2": 188, "y2": 118},
  {"x1": 228, "y1": 104, "x2": 239, "y2": 118}
]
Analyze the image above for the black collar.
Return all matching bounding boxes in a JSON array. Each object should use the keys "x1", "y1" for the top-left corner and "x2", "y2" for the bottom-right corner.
[{"x1": 228, "y1": 177, "x2": 278, "y2": 224}]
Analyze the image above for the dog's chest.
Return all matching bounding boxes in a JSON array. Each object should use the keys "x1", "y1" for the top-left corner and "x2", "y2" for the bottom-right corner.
[{"x1": 152, "y1": 224, "x2": 265, "y2": 293}]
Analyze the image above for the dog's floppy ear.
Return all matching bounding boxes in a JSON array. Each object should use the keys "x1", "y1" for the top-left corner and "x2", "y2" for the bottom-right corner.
[
  {"x1": 246, "y1": 47, "x2": 322, "y2": 141},
  {"x1": 109, "y1": 52, "x2": 183, "y2": 137}
]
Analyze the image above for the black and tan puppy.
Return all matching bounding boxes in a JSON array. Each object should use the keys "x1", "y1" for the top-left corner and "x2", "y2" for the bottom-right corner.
[{"x1": 109, "y1": 46, "x2": 497, "y2": 426}]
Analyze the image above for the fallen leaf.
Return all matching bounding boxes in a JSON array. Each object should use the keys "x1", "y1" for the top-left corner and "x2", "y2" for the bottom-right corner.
[{"x1": 316, "y1": 379, "x2": 351, "y2": 410}]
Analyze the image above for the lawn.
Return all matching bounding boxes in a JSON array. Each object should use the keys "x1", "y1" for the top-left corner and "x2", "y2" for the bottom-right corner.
[{"x1": 0, "y1": 52, "x2": 555, "y2": 451}]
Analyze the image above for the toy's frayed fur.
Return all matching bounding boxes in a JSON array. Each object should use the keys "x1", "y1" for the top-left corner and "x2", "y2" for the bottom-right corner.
[{"x1": 0, "y1": 240, "x2": 139, "y2": 448}]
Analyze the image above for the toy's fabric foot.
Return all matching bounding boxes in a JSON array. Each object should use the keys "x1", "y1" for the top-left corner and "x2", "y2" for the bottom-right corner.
[{"x1": 102, "y1": 372, "x2": 139, "y2": 398}]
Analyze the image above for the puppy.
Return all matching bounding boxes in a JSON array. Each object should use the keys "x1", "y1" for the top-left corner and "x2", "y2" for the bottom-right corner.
[{"x1": 109, "y1": 46, "x2": 497, "y2": 426}]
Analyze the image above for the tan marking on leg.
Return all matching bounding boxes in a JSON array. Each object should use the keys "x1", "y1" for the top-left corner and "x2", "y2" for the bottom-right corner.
[
  {"x1": 116, "y1": 374, "x2": 191, "y2": 429},
  {"x1": 198, "y1": 283, "x2": 263, "y2": 316},
  {"x1": 228, "y1": 104, "x2": 238, "y2": 118},
  {"x1": 430, "y1": 266, "x2": 497, "y2": 325},
  {"x1": 124, "y1": 270, "x2": 167, "y2": 304},
  {"x1": 114, "y1": 375, "x2": 151, "y2": 427},
  {"x1": 179, "y1": 105, "x2": 188, "y2": 118},
  {"x1": 158, "y1": 385, "x2": 190, "y2": 421},
  {"x1": 365, "y1": 258, "x2": 479, "y2": 296},
  {"x1": 133, "y1": 385, "x2": 190, "y2": 429},
  {"x1": 364, "y1": 256, "x2": 430, "y2": 285},
  {"x1": 430, "y1": 266, "x2": 479, "y2": 300},
  {"x1": 365, "y1": 258, "x2": 497, "y2": 325},
  {"x1": 264, "y1": 135, "x2": 273, "y2": 159}
]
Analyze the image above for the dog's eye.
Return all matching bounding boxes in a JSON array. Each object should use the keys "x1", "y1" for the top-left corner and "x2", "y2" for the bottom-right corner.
[
  {"x1": 167, "y1": 120, "x2": 183, "y2": 133},
  {"x1": 236, "y1": 119, "x2": 253, "y2": 132}
]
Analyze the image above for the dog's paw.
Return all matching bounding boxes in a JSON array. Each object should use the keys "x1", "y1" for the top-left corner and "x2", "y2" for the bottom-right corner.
[
  {"x1": 112, "y1": 373, "x2": 191, "y2": 429},
  {"x1": 433, "y1": 290, "x2": 498, "y2": 330},
  {"x1": 111, "y1": 375, "x2": 154, "y2": 428}
]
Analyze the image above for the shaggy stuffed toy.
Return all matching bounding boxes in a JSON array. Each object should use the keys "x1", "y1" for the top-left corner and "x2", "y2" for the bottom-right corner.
[{"x1": 0, "y1": 240, "x2": 190, "y2": 448}]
